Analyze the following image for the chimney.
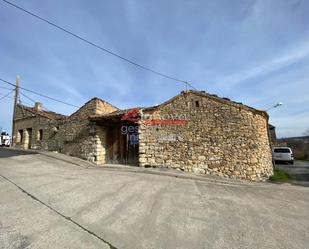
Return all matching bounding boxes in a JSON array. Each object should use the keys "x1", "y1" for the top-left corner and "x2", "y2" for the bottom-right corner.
[{"x1": 34, "y1": 102, "x2": 43, "y2": 111}]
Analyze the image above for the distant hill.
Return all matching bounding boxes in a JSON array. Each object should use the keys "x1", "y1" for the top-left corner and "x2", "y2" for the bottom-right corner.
[{"x1": 278, "y1": 136, "x2": 309, "y2": 142}]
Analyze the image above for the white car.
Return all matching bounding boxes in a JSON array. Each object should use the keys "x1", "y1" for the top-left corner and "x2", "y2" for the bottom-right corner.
[
  {"x1": 0, "y1": 131, "x2": 11, "y2": 147},
  {"x1": 273, "y1": 147, "x2": 294, "y2": 164}
]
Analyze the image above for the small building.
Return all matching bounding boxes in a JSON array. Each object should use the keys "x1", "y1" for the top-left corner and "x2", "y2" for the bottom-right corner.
[
  {"x1": 268, "y1": 124, "x2": 277, "y2": 146},
  {"x1": 12, "y1": 90, "x2": 273, "y2": 181},
  {"x1": 12, "y1": 98, "x2": 118, "y2": 161}
]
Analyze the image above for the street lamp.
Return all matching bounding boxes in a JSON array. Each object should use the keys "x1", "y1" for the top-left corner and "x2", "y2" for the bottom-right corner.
[{"x1": 266, "y1": 102, "x2": 283, "y2": 111}]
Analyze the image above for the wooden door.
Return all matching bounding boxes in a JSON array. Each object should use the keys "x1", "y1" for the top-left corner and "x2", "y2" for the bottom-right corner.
[{"x1": 106, "y1": 125, "x2": 138, "y2": 165}]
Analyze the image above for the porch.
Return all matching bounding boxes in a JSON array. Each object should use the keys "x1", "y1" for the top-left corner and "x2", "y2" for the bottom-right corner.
[{"x1": 90, "y1": 112, "x2": 139, "y2": 166}]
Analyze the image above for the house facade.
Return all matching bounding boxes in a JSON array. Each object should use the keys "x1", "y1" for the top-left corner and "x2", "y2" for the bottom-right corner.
[
  {"x1": 12, "y1": 90, "x2": 273, "y2": 181},
  {"x1": 12, "y1": 98, "x2": 118, "y2": 162}
]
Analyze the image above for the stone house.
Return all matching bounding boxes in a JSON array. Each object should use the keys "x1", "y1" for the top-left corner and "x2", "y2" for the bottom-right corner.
[
  {"x1": 12, "y1": 98, "x2": 118, "y2": 162},
  {"x1": 12, "y1": 90, "x2": 273, "y2": 181}
]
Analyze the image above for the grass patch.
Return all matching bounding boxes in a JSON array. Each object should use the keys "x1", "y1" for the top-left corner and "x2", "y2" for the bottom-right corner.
[{"x1": 269, "y1": 168, "x2": 291, "y2": 182}]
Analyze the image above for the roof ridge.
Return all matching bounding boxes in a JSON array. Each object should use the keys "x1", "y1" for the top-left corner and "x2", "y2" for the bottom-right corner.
[
  {"x1": 143, "y1": 90, "x2": 267, "y2": 117},
  {"x1": 186, "y1": 90, "x2": 268, "y2": 117},
  {"x1": 17, "y1": 103, "x2": 67, "y2": 120},
  {"x1": 69, "y1": 97, "x2": 119, "y2": 117}
]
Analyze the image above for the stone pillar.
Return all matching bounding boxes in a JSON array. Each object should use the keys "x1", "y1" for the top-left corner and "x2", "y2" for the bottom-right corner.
[
  {"x1": 93, "y1": 126, "x2": 106, "y2": 165},
  {"x1": 13, "y1": 128, "x2": 19, "y2": 147},
  {"x1": 138, "y1": 123, "x2": 146, "y2": 167}
]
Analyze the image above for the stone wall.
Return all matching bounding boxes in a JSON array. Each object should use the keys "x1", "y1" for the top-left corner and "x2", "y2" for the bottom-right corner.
[
  {"x1": 13, "y1": 99, "x2": 113, "y2": 165},
  {"x1": 70, "y1": 98, "x2": 118, "y2": 119},
  {"x1": 269, "y1": 126, "x2": 277, "y2": 146},
  {"x1": 13, "y1": 92, "x2": 274, "y2": 181},
  {"x1": 13, "y1": 106, "x2": 61, "y2": 150},
  {"x1": 61, "y1": 97, "x2": 115, "y2": 163},
  {"x1": 54, "y1": 120, "x2": 107, "y2": 164},
  {"x1": 138, "y1": 91, "x2": 273, "y2": 181}
]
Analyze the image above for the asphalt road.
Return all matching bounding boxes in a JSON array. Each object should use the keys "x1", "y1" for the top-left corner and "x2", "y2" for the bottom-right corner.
[
  {"x1": 1, "y1": 148, "x2": 309, "y2": 249},
  {"x1": 275, "y1": 160, "x2": 309, "y2": 187}
]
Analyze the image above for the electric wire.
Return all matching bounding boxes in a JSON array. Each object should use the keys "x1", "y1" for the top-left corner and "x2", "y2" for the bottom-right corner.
[
  {"x1": 0, "y1": 89, "x2": 14, "y2": 101},
  {"x1": 1, "y1": 0, "x2": 197, "y2": 90},
  {"x1": 19, "y1": 98, "x2": 36, "y2": 107},
  {"x1": 19, "y1": 91, "x2": 53, "y2": 112},
  {"x1": 0, "y1": 78, "x2": 79, "y2": 108},
  {"x1": 19, "y1": 91, "x2": 37, "y2": 104},
  {"x1": 0, "y1": 86, "x2": 14, "y2": 90}
]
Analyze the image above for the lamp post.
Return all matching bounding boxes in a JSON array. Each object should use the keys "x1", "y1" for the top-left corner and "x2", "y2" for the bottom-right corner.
[
  {"x1": 266, "y1": 102, "x2": 283, "y2": 111},
  {"x1": 266, "y1": 102, "x2": 283, "y2": 167}
]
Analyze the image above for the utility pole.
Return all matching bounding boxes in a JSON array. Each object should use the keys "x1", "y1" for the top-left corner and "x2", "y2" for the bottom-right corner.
[{"x1": 11, "y1": 75, "x2": 19, "y2": 146}]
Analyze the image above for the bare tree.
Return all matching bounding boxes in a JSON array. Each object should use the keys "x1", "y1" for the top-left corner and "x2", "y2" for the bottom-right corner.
[{"x1": 304, "y1": 128, "x2": 309, "y2": 136}]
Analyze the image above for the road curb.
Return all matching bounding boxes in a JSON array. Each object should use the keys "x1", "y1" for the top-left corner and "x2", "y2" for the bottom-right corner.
[{"x1": 2, "y1": 147, "x2": 265, "y2": 187}]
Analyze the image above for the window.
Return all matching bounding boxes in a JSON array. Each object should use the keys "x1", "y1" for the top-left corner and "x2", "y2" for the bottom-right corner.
[
  {"x1": 274, "y1": 148, "x2": 290, "y2": 153},
  {"x1": 195, "y1": 100, "x2": 200, "y2": 107},
  {"x1": 38, "y1": 129, "x2": 43, "y2": 141},
  {"x1": 17, "y1": 130, "x2": 23, "y2": 143}
]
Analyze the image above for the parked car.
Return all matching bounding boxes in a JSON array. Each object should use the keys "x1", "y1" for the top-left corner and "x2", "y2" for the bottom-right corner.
[
  {"x1": 0, "y1": 131, "x2": 11, "y2": 147},
  {"x1": 273, "y1": 147, "x2": 294, "y2": 164}
]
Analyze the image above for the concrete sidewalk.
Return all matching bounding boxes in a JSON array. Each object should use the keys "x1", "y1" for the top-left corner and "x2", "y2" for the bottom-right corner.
[{"x1": 1, "y1": 148, "x2": 309, "y2": 248}]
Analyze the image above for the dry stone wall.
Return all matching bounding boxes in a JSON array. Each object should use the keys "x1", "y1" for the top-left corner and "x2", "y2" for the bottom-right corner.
[
  {"x1": 13, "y1": 99, "x2": 112, "y2": 165},
  {"x1": 139, "y1": 91, "x2": 273, "y2": 181},
  {"x1": 70, "y1": 98, "x2": 118, "y2": 119},
  {"x1": 13, "y1": 92, "x2": 274, "y2": 181}
]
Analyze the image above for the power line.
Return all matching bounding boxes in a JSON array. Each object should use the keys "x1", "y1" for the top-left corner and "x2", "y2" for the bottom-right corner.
[
  {"x1": 20, "y1": 99, "x2": 36, "y2": 107},
  {"x1": 19, "y1": 98, "x2": 37, "y2": 107},
  {"x1": 19, "y1": 91, "x2": 53, "y2": 111},
  {"x1": 19, "y1": 91, "x2": 36, "y2": 104},
  {"x1": 1, "y1": 0, "x2": 197, "y2": 90},
  {"x1": 0, "y1": 86, "x2": 14, "y2": 90},
  {"x1": 0, "y1": 89, "x2": 14, "y2": 101},
  {"x1": 0, "y1": 92, "x2": 12, "y2": 97},
  {"x1": 0, "y1": 78, "x2": 80, "y2": 108},
  {"x1": 1, "y1": 81, "x2": 43, "y2": 105},
  {"x1": 18, "y1": 95, "x2": 33, "y2": 107}
]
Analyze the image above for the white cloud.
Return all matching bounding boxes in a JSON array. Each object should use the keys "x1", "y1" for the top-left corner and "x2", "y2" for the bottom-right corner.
[
  {"x1": 215, "y1": 42, "x2": 309, "y2": 88},
  {"x1": 54, "y1": 81, "x2": 84, "y2": 99}
]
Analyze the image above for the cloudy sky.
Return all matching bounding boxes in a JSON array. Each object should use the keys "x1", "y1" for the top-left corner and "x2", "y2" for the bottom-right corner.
[{"x1": 0, "y1": 0, "x2": 308, "y2": 138}]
